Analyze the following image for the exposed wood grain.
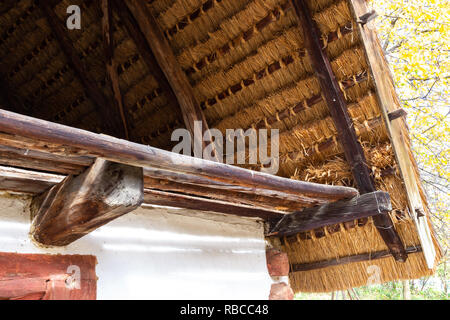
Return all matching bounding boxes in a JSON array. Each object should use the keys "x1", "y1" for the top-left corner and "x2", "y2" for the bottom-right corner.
[
  {"x1": 348, "y1": 0, "x2": 437, "y2": 268},
  {"x1": 124, "y1": 0, "x2": 217, "y2": 159},
  {"x1": 291, "y1": 246, "x2": 422, "y2": 272},
  {"x1": 268, "y1": 191, "x2": 392, "y2": 237},
  {"x1": 144, "y1": 188, "x2": 285, "y2": 220},
  {"x1": 144, "y1": 168, "x2": 326, "y2": 206},
  {"x1": 0, "y1": 109, "x2": 359, "y2": 201},
  {"x1": 146, "y1": 176, "x2": 310, "y2": 211},
  {"x1": 0, "y1": 166, "x2": 63, "y2": 194},
  {"x1": 39, "y1": 1, "x2": 123, "y2": 137},
  {"x1": 31, "y1": 159, "x2": 144, "y2": 246},
  {"x1": 102, "y1": 0, "x2": 129, "y2": 140},
  {"x1": 293, "y1": 0, "x2": 406, "y2": 261},
  {"x1": 0, "y1": 145, "x2": 88, "y2": 175}
]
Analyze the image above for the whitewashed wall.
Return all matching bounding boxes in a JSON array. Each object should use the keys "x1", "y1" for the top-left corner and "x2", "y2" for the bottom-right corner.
[{"x1": 0, "y1": 193, "x2": 272, "y2": 299}]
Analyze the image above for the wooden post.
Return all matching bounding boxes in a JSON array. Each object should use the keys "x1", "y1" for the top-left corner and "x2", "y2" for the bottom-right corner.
[
  {"x1": 31, "y1": 159, "x2": 143, "y2": 246},
  {"x1": 292, "y1": 0, "x2": 407, "y2": 261},
  {"x1": 123, "y1": 0, "x2": 217, "y2": 160}
]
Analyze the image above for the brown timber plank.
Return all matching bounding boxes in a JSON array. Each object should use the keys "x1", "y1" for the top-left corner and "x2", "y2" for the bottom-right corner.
[
  {"x1": 348, "y1": 0, "x2": 437, "y2": 268},
  {"x1": 0, "y1": 166, "x2": 63, "y2": 194},
  {"x1": 146, "y1": 176, "x2": 310, "y2": 211},
  {"x1": 291, "y1": 246, "x2": 422, "y2": 272},
  {"x1": 39, "y1": 1, "x2": 124, "y2": 137},
  {"x1": 31, "y1": 159, "x2": 144, "y2": 246},
  {"x1": 144, "y1": 189, "x2": 284, "y2": 220},
  {"x1": 268, "y1": 191, "x2": 392, "y2": 237},
  {"x1": 0, "y1": 109, "x2": 358, "y2": 201},
  {"x1": 292, "y1": 0, "x2": 407, "y2": 261}
]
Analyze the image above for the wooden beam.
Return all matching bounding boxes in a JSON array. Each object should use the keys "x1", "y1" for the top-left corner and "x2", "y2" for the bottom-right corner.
[
  {"x1": 291, "y1": 246, "x2": 422, "y2": 272},
  {"x1": 348, "y1": 0, "x2": 437, "y2": 268},
  {"x1": 39, "y1": 2, "x2": 124, "y2": 137},
  {"x1": 0, "y1": 166, "x2": 63, "y2": 195},
  {"x1": 0, "y1": 144, "x2": 90, "y2": 175},
  {"x1": 292, "y1": 0, "x2": 407, "y2": 261},
  {"x1": 101, "y1": 0, "x2": 129, "y2": 140},
  {"x1": 31, "y1": 159, "x2": 143, "y2": 246},
  {"x1": 144, "y1": 168, "x2": 327, "y2": 206},
  {"x1": 146, "y1": 176, "x2": 311, "y2": 212},
  {"x1": 268, "y1": 191, "x2": 392, "y2": 237},
  {"x1": 0, "y1": 109, "x2": 359, "y2": 202},
  {"x1": 144, "y1": 189, "x2": 284, "y2": 220},
  {"x1": 123, "y1": 0, "x2": 217, "y2": 159}
]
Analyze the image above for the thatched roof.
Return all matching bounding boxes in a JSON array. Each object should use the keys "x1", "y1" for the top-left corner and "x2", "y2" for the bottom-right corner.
[{"x1": 0, "y1": 0, "x2": 442, "y2": 292}]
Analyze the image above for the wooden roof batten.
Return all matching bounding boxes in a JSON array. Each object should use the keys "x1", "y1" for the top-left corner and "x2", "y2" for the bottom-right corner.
[
  {"x1": 122, "y1": 0, "x2": 218, "y2": 159},
  {"x1": 291, "y1": 0, "x2": 407, "y2": 261}
]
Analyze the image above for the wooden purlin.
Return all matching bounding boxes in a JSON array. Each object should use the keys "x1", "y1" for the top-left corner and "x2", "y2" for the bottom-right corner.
[
  {"x1": 292, "y1": 0, "x2": 407, "y2": 261},
  {"x1": 0, "y1": 109, "x2": 359, "y2": 222},
  {"x1": 0, "y1": 109, "x2": 358, "y2": 201}
]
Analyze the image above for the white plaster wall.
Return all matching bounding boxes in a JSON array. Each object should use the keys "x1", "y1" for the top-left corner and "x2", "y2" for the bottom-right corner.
[{"x1": 0, "y1": 193, "x2": 272, "y2": 299}]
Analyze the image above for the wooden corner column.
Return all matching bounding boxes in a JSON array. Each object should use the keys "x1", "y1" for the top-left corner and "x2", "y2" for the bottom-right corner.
[
  {"x1": 31, "y1": 159, "x2": 143, "y2": 246},
  {"x1": 292, "y1": 0, "x2": 407, "y2": 261}
]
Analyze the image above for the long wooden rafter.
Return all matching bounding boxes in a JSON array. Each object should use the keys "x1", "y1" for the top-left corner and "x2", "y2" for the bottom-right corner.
[
  {"x1": 39, "y1": 2, "x2": 125, "y2": 138},
  {"x1": 292, "y1": 0, "x2": 407, "y2": 261},
  {"x1": 101, "y1": 0, "x2": 129, "y2": 140},
  {"x1": 123, "y1": 0, "x2": 217, "y2": 160},
  {"x1": 110, "y1": 0, "x2": 181, "y2": 124}
]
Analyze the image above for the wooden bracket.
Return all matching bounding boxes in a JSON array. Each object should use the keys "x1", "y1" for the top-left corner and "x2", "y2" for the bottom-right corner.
[
  {"x1": 30, "y1": 159, "x2": 143, "y2": 246},
  {"x1": 267, "y1": 191, "x2": 391, "y2": 237}
]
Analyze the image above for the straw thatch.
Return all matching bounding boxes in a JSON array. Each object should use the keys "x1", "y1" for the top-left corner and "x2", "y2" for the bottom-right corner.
[{"x1": 0, "y1": 0, "x2": 441, "y2": 292}]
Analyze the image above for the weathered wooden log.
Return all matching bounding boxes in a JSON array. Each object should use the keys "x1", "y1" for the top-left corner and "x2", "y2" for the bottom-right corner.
[
  {"x1": 0, "y1": 166, "x2": 63, "y2": 194},
  {"x1": 292, "y1": 0, "x2": 406, "y2": 261},
  {"x1": 291, "y1": 246, "x2": 422, "y2": 272},
  {"x1": 0, "y1": 144, "x2": 90, "y2": 175},
  {"x1": 145, "y1": 176, "x2": 309, "y2": 211},
  {"x1": 143, "y1": 189, "x2": 285, "y2": 220},
  {"x1": 268, "y1": 191, "x2": 392, "y2": 237},
  {"x1": 31, "y1": 159, "x2": 143, "y2": 246},
  {"x1": 0, "y1": 109, "x2": 358, "y2": 202},
  {"x1": 144, "y1": 168, "x2": 325, "y2": 206}
]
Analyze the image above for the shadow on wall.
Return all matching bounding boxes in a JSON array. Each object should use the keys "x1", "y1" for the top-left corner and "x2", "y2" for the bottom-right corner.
[{"x1": 0, "y1": 195, "x2": 272, "y2": 299}]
